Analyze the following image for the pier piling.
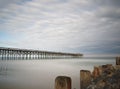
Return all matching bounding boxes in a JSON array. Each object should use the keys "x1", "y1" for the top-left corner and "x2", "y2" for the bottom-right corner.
[
  {"x1": 55, "y1": 76, "x2": 71, "y2": 89},
  {"x1": 116, "y1": 57, "x2": 120, "y2": 65},
  {"x1": 80, "y1": 70, "x2": 91, "y2": 89}
]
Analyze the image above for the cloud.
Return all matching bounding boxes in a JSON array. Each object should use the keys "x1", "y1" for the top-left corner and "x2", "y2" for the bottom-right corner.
[{"x1": 0, "y1": 0, "x2": 120, "y2": 54}]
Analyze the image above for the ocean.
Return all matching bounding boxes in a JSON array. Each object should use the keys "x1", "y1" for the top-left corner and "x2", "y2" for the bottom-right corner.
[{"x1": 0, "y1": 57, "x2": 116, "y2": 89}]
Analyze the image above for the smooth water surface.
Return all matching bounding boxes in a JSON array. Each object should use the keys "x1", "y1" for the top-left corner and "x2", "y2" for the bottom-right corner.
[{"x1": 0, "y1": 58, "x2": 115, "y2": 89}]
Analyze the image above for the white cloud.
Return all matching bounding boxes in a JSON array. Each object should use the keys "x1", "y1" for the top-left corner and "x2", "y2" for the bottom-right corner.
[{"x1": 0, "y1": 0, "x2": 120, "y2": 54}]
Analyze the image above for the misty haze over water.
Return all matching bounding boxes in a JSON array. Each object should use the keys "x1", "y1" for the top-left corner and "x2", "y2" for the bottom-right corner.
[{"x1": 0, "y1": 57, "x2": 115, "y2": 89}]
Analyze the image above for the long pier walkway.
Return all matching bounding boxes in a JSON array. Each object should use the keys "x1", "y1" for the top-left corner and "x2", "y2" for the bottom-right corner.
[{"x1": 0, "y1": 47, "x2": 83, "y2": 60}]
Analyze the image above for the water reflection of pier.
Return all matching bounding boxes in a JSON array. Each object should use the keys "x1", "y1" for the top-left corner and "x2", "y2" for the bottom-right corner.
[{"x1": 0, "y1": 47, "x2": 83, "y2": 60}]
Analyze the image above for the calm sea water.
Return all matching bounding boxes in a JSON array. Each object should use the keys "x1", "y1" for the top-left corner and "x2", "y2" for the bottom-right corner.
[{"x1": 0, "y1": 58, "x2": 116, "y2": 89}]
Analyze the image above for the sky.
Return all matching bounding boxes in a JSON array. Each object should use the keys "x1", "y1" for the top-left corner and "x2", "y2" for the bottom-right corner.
[{"x1": 0, "y1": 0, "x2": 120, "y2": 55}]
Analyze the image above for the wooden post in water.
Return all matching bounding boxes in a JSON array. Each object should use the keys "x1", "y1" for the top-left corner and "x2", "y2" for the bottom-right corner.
[
  {"x1": 116, "y1": 57, "x2": 120, "y2": 65},
  {"x1": 80, "y1": 70, "x2": 91, "y2": 89},
  {"x1": 55, "y1": 76, "x2": 71, "y2": 89}
]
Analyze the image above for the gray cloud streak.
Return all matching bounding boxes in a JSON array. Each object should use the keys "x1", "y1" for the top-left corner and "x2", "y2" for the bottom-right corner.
[{"x1": 0, "y1": 0, "x2": 120, "y2": 54}]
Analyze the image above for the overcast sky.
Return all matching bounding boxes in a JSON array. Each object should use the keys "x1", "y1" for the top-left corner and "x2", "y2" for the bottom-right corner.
[{"x1": 0, "y1": 0, "x2": 120, "y2": 55}]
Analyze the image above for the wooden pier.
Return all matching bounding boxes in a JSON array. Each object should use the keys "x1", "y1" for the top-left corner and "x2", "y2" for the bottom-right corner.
[{"x1": 0, "y1": 47, "x2": 83, "y2": 60}]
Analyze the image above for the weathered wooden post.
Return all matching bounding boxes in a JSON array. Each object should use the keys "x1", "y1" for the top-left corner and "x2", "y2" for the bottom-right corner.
[
  {"x1": 80, "y1": 70, "x2": 91, "y2": 89},
  {"x1": 55, "y1": 76, "x2": 71, "y2": 89},
  {"x1": 116, "y1": 57, "x2": 120, "y2": 65}
]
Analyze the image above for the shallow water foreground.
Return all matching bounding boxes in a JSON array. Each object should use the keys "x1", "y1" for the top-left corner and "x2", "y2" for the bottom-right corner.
[{"x1": 0, "y1": 58, "x2": 115, "y2": 89}]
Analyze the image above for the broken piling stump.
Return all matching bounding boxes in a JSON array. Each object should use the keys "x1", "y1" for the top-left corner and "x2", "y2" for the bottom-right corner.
[
  {"x1": 80, "y1": 70, "x2": 91, "y2": 89},
  {"x1": 55, "y1": 76, "x2": 71, "y2": 89},
  {"x1": 92, "y1": 66, "x2": 102, "y2": 79},
  {"x1": 116, "y1": 57, "x2": 120, "y2": 65}
]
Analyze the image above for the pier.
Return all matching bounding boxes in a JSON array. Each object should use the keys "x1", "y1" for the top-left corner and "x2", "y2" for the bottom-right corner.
[{"x1": 0, "y1": 47, "x2": 83, "y2": 60}]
